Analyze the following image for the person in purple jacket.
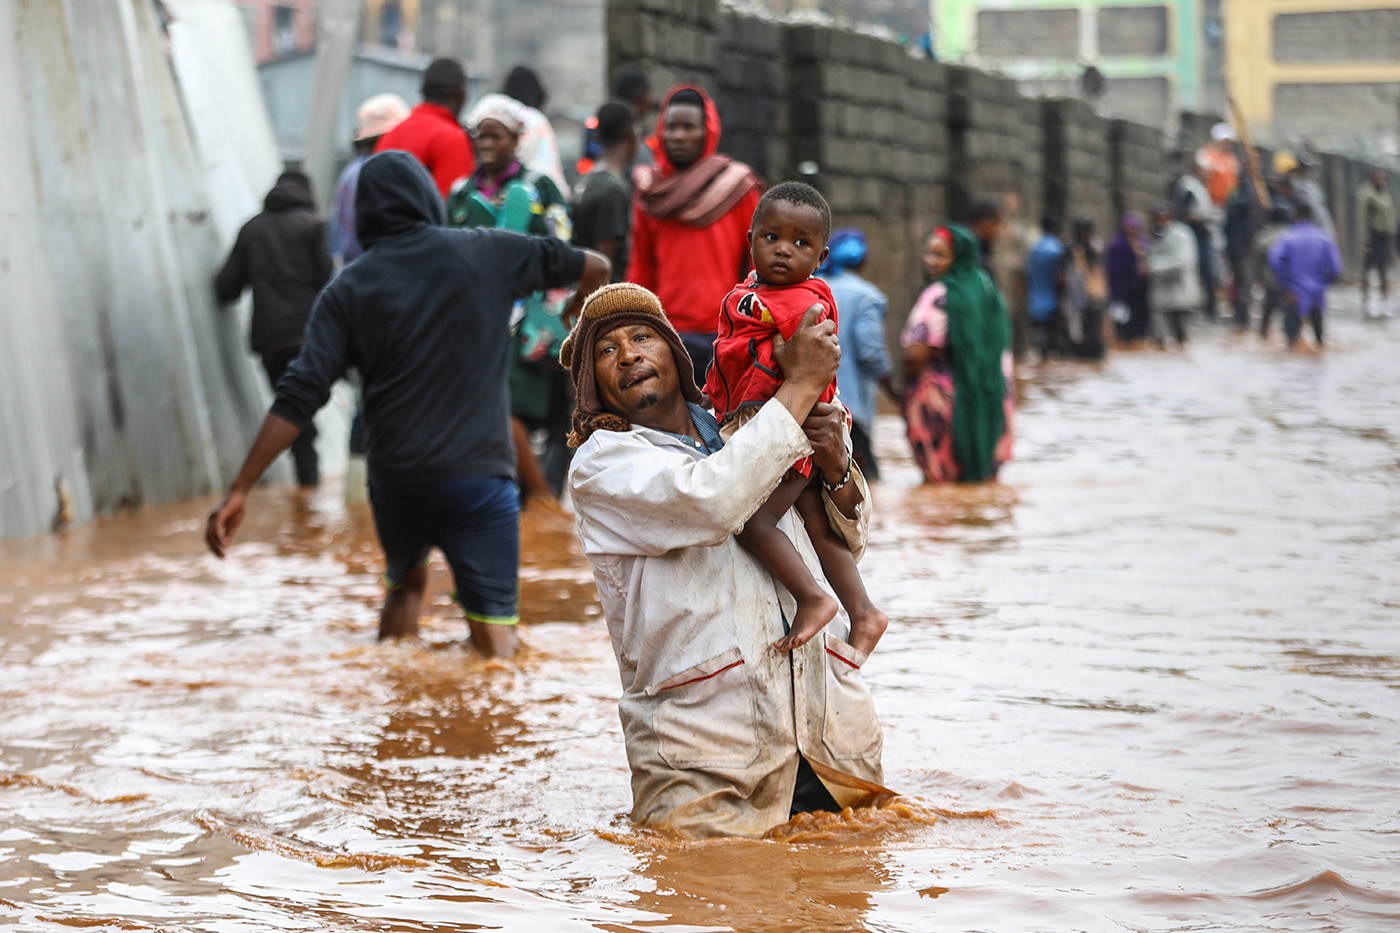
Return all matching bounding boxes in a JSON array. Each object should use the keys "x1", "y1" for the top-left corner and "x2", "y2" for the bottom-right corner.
[{"x1": 1268, "y1": 203, "x2": 1342, "y2": 349}]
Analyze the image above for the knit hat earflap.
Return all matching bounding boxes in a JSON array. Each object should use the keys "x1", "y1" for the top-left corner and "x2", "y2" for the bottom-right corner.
[{"x1": 560, "y1": 283, "x2": 702, "y2": 446}]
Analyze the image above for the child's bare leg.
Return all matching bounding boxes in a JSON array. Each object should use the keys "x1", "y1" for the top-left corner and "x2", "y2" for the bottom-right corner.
[
  {"x1": 793, "y1": 486, "x2": 888, "y2": 656},
  {"x1": 736, "y1": 473, "x2": 838, "y2": 651}
]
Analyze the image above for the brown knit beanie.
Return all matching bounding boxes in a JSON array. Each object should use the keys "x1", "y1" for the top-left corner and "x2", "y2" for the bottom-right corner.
[{"x1": 559, "y1": 282, "x2": 703, "y2": 446}]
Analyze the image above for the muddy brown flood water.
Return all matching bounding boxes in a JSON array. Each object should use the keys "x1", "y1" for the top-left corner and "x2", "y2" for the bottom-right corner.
[{"x1": 3, "y1": 300, "x2": 1399, "y2": 932}]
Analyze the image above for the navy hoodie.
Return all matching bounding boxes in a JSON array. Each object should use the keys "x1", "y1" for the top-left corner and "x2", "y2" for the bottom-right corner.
[{"x1": 272, "y1": 151, "x2": 585, "y2": 487}]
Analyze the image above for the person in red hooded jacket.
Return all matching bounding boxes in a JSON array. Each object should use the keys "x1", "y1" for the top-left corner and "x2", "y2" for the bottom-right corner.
[{"x1": 626, "y1": 85, "x2": 763, "y2": 381}]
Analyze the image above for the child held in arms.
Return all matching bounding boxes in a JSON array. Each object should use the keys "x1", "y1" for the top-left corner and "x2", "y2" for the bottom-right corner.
[{"x1": 706, "y1": 181, "x2": 887, "y2": 655}]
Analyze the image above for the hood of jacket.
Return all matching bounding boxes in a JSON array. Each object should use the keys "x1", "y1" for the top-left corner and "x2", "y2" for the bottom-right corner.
[
  {"x1": 355, "y1": 150, "x2": 447, "y2": 249},
  {"x1": 263, "y1": 174, "x2": 315, "y2": 212},
  {"x1": 652, "y1": 84, "x2": 723, "y2": 178}
]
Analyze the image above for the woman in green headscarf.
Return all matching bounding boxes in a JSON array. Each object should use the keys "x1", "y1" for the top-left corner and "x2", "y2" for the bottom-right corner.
[{"x1": 900, "y1": 224, "x2": 1015, "y2": 483}]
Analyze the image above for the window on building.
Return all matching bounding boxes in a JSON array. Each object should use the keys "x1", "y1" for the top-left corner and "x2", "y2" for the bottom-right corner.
[
  {"x1": 273, "y1": 5, "x2": 297, "y2": 56},
  {"x1": 975, "y1": 8, "x2": 1080, "y2": 59}
]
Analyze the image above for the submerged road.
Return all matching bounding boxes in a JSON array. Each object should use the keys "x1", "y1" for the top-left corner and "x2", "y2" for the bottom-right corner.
[{"x1": 2, "y1": 290, "x2": 1398, "y2": 932}]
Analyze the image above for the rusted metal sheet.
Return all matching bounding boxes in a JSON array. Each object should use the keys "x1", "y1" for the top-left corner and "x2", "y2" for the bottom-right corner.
[{"x1": 0, "y1": 0, "x2": 277, "y2": 539}]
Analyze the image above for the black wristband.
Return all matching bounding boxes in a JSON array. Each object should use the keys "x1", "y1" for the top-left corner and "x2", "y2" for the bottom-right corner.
[{"x1": 822, "y1": 454, "x2": 853, "y2": 492}]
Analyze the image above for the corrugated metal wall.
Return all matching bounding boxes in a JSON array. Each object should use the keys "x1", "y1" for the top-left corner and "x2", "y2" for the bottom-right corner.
[{"x1": 0, "y1": 0, "x2": 278, "y2": 540}]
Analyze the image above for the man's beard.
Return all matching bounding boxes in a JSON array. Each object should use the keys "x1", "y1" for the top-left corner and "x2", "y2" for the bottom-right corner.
[{"x1": 632, "y1": 390, "x2": 662, "y2": 411}]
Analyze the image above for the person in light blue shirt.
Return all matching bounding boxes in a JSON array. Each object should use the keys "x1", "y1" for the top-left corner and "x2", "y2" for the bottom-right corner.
[
  {"x1": 819, "y1": 228, "x2": 893, "y2": 479},
  {"x1": 1025, "y1": 215, "x2": 1066, "y2": 360}
]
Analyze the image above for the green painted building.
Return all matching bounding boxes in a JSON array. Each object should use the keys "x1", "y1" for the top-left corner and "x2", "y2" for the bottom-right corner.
[{"x1": 932, "y1": 0, "x2": 1207, "y2": 128}]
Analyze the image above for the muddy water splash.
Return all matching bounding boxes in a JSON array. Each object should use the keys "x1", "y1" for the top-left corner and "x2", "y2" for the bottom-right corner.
[{"x1": 2, "y1": 299, "x2": 1399, "y2": 931}]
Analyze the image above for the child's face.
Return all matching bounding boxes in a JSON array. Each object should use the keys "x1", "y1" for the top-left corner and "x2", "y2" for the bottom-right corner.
[
  {"x1": 922, "y1": 234, "x2": 953, "y2": 279},
  {"x1": 749, "y1": 200, "x2": 829, "y2": 286}
]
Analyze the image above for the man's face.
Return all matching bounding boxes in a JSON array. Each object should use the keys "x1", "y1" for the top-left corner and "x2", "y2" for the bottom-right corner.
[
  {"x1": 970, "y1": 215, "x2": 1002, "y2": 244},
  {"x1": 594, "y1": 323, "x2": 680, "y2": 422},
  {"x1": 663, "y1": 103, "x2": 706, "y2": 170}
]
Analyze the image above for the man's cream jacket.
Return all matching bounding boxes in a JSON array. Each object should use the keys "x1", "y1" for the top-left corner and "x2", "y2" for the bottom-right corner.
[{"x1": 569, "y1": 400, "x2": 886, "y2": 838}]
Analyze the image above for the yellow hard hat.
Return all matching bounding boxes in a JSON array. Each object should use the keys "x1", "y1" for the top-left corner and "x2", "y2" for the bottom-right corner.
[{"x1": 1273, "y1": 150, "x2": 1299, "y2": 175}]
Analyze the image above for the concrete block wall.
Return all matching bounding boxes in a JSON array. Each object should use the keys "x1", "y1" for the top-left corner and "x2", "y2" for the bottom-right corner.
[
  {"x1": 1042, "y1": 97, "x2": 1114, "y2": 237},
  {"x1": 715, "y1": 14, "x2": 785, "y2": 181},
  {"x1": 606, "y1": 0, "x2": 721, "y2": 100},
  {"x1": 784, "y1": 23, "x2": 949, "y2": 318},
  {"x1": 1109, "y1": 119, "x2": 1172, "y2": 222},
  {"x1": 607, "y1": 0, "x2": 1391, "y2": 325},
  {"x1": 946, "y1": 65, "x2": 1043, "y2": 226}
]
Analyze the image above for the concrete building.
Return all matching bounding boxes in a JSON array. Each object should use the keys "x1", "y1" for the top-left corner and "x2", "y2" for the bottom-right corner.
[
  {"x1": 1224, "y1": 0, "x2": 1400, "y2": 155},
  {"x1": 239, "y1": 0, "x2": 605, "y2": 179},
  {"x1": 931, "y1": 0, "x2": 1207, "y2": 129}
]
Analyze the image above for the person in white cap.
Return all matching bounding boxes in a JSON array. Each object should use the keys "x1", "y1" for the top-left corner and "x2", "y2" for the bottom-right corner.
[{"x1": 331, "y1": 93, "x2": 410, "y2": 267}]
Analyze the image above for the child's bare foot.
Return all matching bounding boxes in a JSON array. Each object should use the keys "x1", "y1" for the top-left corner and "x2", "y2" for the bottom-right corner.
[
  {"x1": 773, "y1": 590, "x2": 839, "y2": 652},
  {"x1": 846, "y1": 605, "x2": 889, "y2": 656}
]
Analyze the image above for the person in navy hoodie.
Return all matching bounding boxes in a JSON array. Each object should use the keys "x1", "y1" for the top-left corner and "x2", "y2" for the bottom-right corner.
[{"x1": 205, "y1": 151, "x2": 610, "y2": 658}]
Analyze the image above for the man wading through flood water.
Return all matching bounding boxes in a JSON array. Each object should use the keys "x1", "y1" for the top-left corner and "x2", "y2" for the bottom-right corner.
[
  {"x1": 205, "y1": 151, "x2": 609, "y2": 657},
  {"x1": 561, "y1": 283, "x2": 887, "y2": 837}
]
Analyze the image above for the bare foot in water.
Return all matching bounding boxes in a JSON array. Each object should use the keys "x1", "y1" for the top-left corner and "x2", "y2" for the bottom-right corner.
[{"x1": 773, "y1": 590, "x2": 839, "y2": 653}]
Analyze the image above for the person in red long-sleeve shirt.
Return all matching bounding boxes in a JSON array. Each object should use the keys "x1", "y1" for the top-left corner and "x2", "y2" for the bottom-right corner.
[
  {"x1": 626, "y1": 85, "x2": 762, "y2": 382},
  {"x1": 375, "y1": 58, "x2": 475, "y2": 200}
]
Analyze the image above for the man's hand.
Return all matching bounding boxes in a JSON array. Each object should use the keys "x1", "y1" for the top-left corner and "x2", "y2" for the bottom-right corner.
[
  {"x1": 205, "y1": 490, "x2": 247, "y2": 558},
  {"x1": 773, "y1": 303, "x2": 840, "y2": 394},
  {"x1": 802, "y1": 402, "x2": 848, "y2": 483},
  {"x1": 771, "y1": 303, "x2": 841, "y2": 428}
]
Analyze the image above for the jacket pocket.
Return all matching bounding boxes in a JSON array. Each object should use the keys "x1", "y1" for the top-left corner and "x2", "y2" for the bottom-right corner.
[
  {"x1": 647, "y1": 647, "x2": 759, "y2": 771},
  {"x1": 821, "y1": 633, "x2": 884, "y2": 761}
]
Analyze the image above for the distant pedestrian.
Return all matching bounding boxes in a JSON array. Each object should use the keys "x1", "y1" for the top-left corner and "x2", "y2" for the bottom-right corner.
[
  {"x1": 1025, "y1": 215, "x2": 1066, "y2": 360},
  {"x1": 375, "y1": 58, "x2": 473, "y2": 200},
  {"x1": 1269, "y1": 203, "x2": 1342, "y2": 349},
  {"x1": 1253, "y1": 205, "x2": 1292, "y2": 339},
  {"x1": 1358, "y1": 168, "x2": 1397, "y2": 318},
  {"x1": 205, "y1": 151, "x2": 610, "y2": 658},
  {"x1": 613, "y1": 69, "x2": 657, "y2": 170},
  {"x1": 573, "y1": 101, "x2": 638, "y2": 282},
  {"x1": 967, "y1": 199, "x2": 1003, "y2": 279},
  {"x1": 501, "y1": 65, "x2": 569, "y2": 197},
  {"x1": 1274, "y1": 150, "x2": 1336, "y2": 242},
  {"x1": 1173, "y1": 152, "x2": 1219, "y2": 319},
  {"x1": 214, "y1": 170, "x2": 333, "y2": 488},
  {"x1": 1105, "y1": 211, "x2": 1151, "y2": 346},
  {"x1": 1146, "y1": 202, "x2": 1199, "y2": 348},
  {"x1": 331, "y1": 93, "x2": 409, "y2": 267},
  {"x1": 626, "y1": 84, "x2": 762, "y2": 379},
  {"x1": 901, "y1": 225, "x2": 1014, "y2": 484},
  {"x1": 819, "y1": 227, "x2": 893, "y2": 480},
  {"x1": 576, "y1": 70, "x2": 656, "y2": 178},
  {"x1": 1223, "y1": 174, "x2": 1261, "y2": 331},
  {"x1": 1198, "y1": 124, "x2": 1241, "y2": 211},
  {"x1": 1064, "y1": 216, "x2": 1109, "y2": 359}
]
